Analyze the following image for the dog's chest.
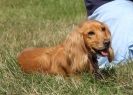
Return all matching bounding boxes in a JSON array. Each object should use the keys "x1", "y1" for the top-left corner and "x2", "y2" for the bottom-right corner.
[{"x1": 72, "y1": 54, "x2": 89, "y2": 72}]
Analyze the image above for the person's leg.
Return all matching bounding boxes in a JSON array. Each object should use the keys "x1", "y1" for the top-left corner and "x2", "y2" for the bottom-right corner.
[{"x1": 88, "y1": 0, "x2": 133, "y2": 68}]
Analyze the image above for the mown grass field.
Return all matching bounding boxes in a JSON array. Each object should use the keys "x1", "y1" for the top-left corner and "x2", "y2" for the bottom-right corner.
[{"x1": 0, "y1": 0, "x2": 133, "y2": 95}]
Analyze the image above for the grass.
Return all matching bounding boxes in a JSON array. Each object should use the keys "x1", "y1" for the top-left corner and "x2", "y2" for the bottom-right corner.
[{"x1": 0, "y1": 0, "x2": 133, "y2": 95}]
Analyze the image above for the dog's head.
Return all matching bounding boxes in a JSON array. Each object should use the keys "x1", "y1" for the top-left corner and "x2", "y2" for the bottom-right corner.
[{"x1": 78, "y1": 20, "x2": 114, "y2": 62}]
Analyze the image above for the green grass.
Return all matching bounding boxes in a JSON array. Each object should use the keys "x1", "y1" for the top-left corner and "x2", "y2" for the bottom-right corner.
[{"x1": 0, "y1": 0, "x2": 133, "y2": 95}]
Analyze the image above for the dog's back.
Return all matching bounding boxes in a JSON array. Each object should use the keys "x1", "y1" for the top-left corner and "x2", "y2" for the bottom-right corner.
[
  {"x1": 18, "y1": 45, "x2": 72, "y2": 75},
  {"x1": 18, "y1": 48, "x2": 51, "y2": 73}
]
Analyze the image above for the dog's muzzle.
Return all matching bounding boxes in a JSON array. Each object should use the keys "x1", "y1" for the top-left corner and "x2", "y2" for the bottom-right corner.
[{"x1": 93, "y1": 40, "x2": 111, "y2": 56}]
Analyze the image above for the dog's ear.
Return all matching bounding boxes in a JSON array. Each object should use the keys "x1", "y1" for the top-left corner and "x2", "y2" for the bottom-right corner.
[
  {"x1": 77, "y1": 20, "x2": 90, "y2": 33},
  {"x1": 63, "y1": 29, "x2": 88, "y2": 55},
  {"x1": 107, "y1": 47, "x2": 114, "y2": 62},
  {"x1": 64, "y1": 31, "x2": 84, "y2": 49}
]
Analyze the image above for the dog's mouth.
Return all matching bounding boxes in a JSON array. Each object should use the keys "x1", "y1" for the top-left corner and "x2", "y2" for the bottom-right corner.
[{"x1": 93, "y1": 47, "x2": 109, "y2": 56}]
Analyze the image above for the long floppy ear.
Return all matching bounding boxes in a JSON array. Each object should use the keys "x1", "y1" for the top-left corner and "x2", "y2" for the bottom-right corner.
[
  {"x1": 107, "y1": 47, "x2": 114, "y2": 62},
  {"x1": 63, "y1": 30, "x2": 87, "y2": 54}
]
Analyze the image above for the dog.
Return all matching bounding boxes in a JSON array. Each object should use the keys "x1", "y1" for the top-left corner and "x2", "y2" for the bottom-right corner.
[{"x1": 18, "y1": 20, "x2": 114, "y2": 76}]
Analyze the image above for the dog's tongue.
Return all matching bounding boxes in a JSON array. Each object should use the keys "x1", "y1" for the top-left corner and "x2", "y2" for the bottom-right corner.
[{"x1": 101, "y1": 51, "x2": 108, "y2": 56}]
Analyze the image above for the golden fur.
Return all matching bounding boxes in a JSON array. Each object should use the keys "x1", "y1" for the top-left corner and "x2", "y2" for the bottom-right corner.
[{"x1": 18, "y1": 20, "x2": 114, "y2": 76}]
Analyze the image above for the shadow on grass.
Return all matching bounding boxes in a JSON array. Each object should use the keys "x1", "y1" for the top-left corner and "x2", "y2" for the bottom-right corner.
[{"x1": 100, "y1": 67, "x2": 116, "y2": 79}]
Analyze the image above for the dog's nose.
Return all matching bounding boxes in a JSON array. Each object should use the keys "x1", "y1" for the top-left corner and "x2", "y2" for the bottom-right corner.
[{"x1": 103, "y1": 40, "x2": 110, "y2": 48}]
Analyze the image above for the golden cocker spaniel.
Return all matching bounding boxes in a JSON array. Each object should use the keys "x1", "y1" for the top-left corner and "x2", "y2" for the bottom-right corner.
[{"x1": 18, "y1": 20, "x2": 114, "y2": 76}]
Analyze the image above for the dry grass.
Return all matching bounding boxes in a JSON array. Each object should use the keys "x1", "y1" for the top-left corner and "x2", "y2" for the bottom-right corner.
[{"x1": 0, "y1": 0, "x2": 133, "y2": 95}]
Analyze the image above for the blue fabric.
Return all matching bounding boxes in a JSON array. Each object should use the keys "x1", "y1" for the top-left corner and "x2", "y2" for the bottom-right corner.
[{"x1": 88, "y1": 0, "x2": 133, "y2": 68}]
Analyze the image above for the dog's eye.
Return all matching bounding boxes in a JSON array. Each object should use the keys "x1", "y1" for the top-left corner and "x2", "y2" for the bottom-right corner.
[
  {"x1": 88, "y1": 31, "x2": 95, "y2": 36},
  {"x1": 101, "y1": 27, "x2": 106, "y2": 31}
]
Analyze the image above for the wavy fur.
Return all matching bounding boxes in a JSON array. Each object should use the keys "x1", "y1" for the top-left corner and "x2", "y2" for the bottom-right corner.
[{"x1": 18, "y1": 20, "x2": 114, "y2": 76}]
